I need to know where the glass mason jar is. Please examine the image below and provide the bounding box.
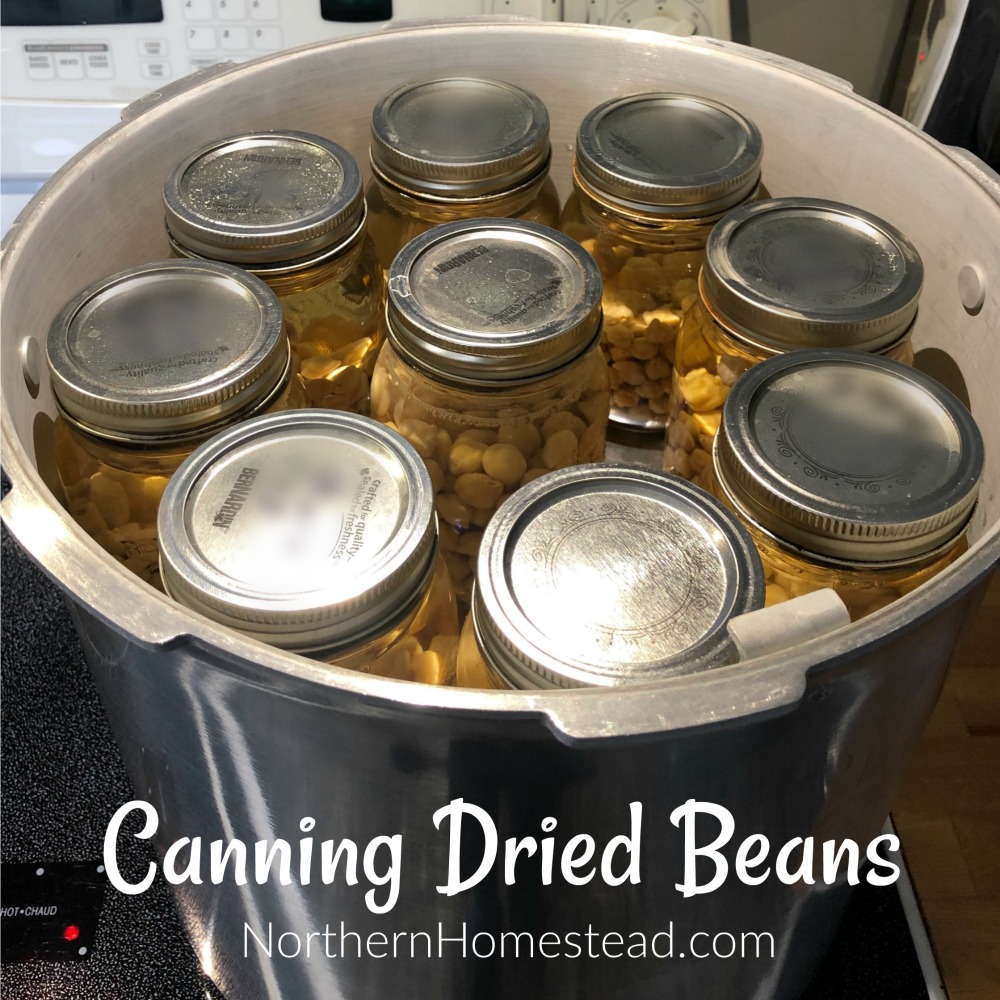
[366,77,560,272]
[158,411,460,684]
[458,464,764,689]
[560,93,765,430]
[370,218,610,608]
[47,260,304,591]
[456,612,505,690]
[163,130,383,415]
[710,351,984,621]
[666,198,924,485]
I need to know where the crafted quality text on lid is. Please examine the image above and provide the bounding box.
[700,197,924,353]
[157,410,437,654]
[163,130,365,264]
[386,218,603,385]
[713,350,984,562]
[370,77,551,199]
[46,259,289,442]
[574,92,763,218]
[473,463,765,689]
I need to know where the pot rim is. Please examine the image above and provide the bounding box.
[3,21,999,741]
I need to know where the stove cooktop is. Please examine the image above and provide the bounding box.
[0,519,938,1000]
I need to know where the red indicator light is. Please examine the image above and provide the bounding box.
[918,51,926,62]
[63,924,80,942]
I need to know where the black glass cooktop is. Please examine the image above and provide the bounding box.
[0,521,934,1000]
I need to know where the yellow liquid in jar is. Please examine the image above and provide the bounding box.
[331,555,460,685]
[171,233,383,416]
[366,175,561,273]
[257,235,383,416]
[561,183,769,428]
[55,422,187,592]
[666,300,917,485]
[747,518,967,621]
[703,465,968,621]
[53,374,305,591]
[455,611,506,689]
[370,341,610,609]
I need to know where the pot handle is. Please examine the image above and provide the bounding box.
[539,656,810,743]
[543,593,852,741]
[546,589,851,742]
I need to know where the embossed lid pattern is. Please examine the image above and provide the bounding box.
[47,259,289,442]
[574,93,763,218]
[713,350,984,562]
[163,131,365,264]
[370,77,551,198]
[158,410,437,654]
[701,197,924,352]
[386,218,603,385]
[472,464,764,689]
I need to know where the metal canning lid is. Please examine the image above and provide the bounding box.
[370,77,551,199]
[473,464,764,689]
[386,218,603,385]
[163,130,364,264]
[47,259,288,442]
[158,410,437,654]
[714,350,984,563]
[701,198,924,353]
[574,92,763,218]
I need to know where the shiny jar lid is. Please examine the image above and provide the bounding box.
[370,77,551,199]
[472,464,764,689]
[386,218,603,386]
[163,130,365,264]
[158,410,437,655]
[701,198,924,353]
[574,92,763,218]
[47,259,289,443]
[714,350,984,563]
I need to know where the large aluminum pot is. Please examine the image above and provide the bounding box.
[3,21,999,1000]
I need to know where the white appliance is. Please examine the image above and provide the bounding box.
[0,0,729,234]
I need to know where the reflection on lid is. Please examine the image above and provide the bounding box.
[47,259,288,441]
[715,350,983,562]
[158,410,437,654]
[371,77,551,198]
[473,463,764,688]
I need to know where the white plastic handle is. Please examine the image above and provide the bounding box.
[728,589,851,661]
